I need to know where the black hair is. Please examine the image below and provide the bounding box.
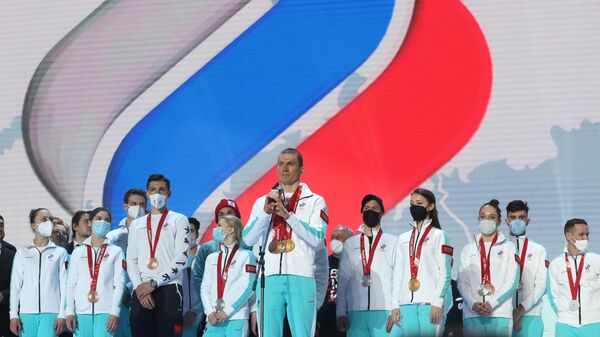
[564,218,588,234]
[70,210,90,239]
[29,208,49,224]
[0,214,3,221]
[480,199,501,219]
[412,188,441,229]
[124,188,147,204]
[361,194,385,213]
[147,174,171,190]
[188,217,200,231]
[279,148,304,167]
[506,200,529,215]
[90,207,112,223]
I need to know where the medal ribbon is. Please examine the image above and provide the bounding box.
[479,234,498,285]
[272,186,301,241]
[518,237,529,281]
[217,245,240,300]
[565,253,586,302]
[409,225,434,280]
[360,229,383,277]
[146,209,169,259]
[87,244,108,293]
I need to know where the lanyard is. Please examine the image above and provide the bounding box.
[146,209,168,259]
[565,253,586,302]
[479,234,498,285]
[87,244,108,292]
[409,225,433,279]
[217,245,240,299]
[360,229,383,276]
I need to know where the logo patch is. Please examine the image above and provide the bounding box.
[320,210,329,224]
[299,202,306,208]
[246,264,257,273]
[497,250,504,256]
[47,254,55,261]
[380,244,387,250]
[441,245,454,256]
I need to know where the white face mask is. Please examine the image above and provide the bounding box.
[571,237,589,252]
[149,193,167,209]
[127,205,146,219]
[330,239,344,256]
[478,220,497,236]
[37,220,53,238]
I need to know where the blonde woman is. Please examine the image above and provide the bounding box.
[201,215,256,337]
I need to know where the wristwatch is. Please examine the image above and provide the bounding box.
[150,279,158,289]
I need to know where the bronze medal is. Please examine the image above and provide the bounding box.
[147,257,159,270]
[87,290,99,303]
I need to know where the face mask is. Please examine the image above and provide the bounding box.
[478,220,497,236]
[330,239,344,256]
[92,220,112,238]
[509,220,527,236]
[149,193,167,209]
[212,227,225,243]
[410,205,429,222]
[127,205,146,219]
[571,237,589,252]
[53,233,69,248]
[362,210,381,228]
[37,220,53,238]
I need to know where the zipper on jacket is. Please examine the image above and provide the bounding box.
[573,256,581,325]
[367,235,373,311]
[515,239,520,306]
[36,248,42,313]
[279,253,284,274]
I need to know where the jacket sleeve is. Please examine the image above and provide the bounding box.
[314,243,329,309]
[201,254,215,316]
[223,252,257,317]
[9,249,23,319]
[520,246,548,312]
[457,245,477,311]
[111,247,126,317]
[156,214,191,287]
[58,249,69,319]
[547,260,559,314]
[431,231,453,308]
[287,197,327,249]
[65,250,79,317]
[488,243,519,310]
[335,241,352,318]
[242,198,272,247]
[127,222,143,289]
[391,237,405,309]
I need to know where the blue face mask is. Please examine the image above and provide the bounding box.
[92,220,112,238]
[509,220,527,236]
[212,227,225,243]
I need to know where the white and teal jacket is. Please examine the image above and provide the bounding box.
[457,232,519,319]
[66,238,125,316]
[391,220,453,309]
[336,226,397,317]
[200,243,256,319]
[10,241,68,319]
[242,183,328,278]
[508,234,547,316]
[548,248,600,327]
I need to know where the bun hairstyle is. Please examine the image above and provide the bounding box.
[479,199,501,218]
[29,208,48,224]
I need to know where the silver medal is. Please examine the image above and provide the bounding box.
[569,300,580,311]
[215,298,226,312]
[361,275,372,287]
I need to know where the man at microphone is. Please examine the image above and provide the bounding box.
[243,148,328,337]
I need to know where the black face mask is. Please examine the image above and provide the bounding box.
[410,205,428,222]
[362,210,381,228]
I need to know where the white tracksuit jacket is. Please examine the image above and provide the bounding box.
[242,183,328,278]
[9,241,68,319]
[457,232,519,319]
[66,238,125,316]
[127,210,191,288]
[336,226,397,317]
[391,220,453,309]
[200,243,257,320]
[548,248,600,327]
[509,234,547,316]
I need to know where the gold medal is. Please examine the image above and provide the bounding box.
[147,257,159,270]
[87,290,99,303]
[408,278,421,292]
[276,240,286,254]
[284,239,295,253]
